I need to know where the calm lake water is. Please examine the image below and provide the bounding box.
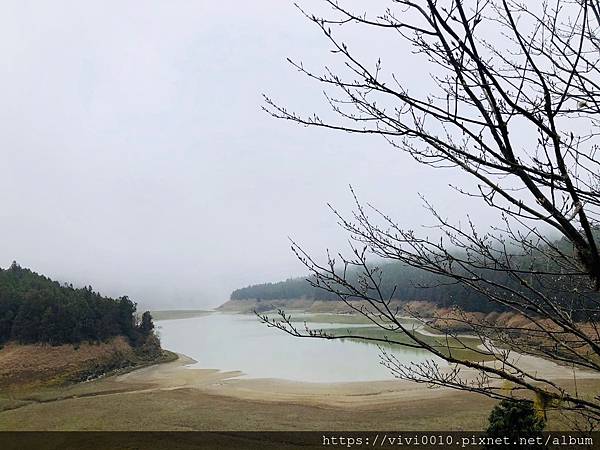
[157,313,441,383]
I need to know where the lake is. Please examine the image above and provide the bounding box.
[157,312,443,383]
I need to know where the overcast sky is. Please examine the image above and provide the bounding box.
[0,1,499,309]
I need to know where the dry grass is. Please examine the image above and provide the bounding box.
[0,385,497,431]
[0,337,135,389]
[1,350,596,432]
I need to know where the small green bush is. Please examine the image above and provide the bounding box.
[484,399,546,449]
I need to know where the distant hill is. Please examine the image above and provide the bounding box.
[229,236,596,316]
[229,263,497,312]
[0,262,157,348]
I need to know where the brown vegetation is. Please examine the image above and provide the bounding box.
[0,337,162,389]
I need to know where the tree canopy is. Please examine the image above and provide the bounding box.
[233,234,596,316]
[0,262,154,346]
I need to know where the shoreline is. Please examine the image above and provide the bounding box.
[2,351,598,431]
[155,310,600,391]
[114,345,600,410]
[115,352,458,409]
[2,311,599,431]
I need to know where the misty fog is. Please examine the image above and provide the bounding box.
[0,1,499,308]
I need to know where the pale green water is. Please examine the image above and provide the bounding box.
[157,313,441,383]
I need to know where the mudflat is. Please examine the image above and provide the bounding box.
[0,353,596,431]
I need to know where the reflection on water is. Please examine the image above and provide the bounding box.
[157,313,441,383]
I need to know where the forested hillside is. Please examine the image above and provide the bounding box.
[0,262,155,346]
[230,264,496,312]
[231,237,595,315]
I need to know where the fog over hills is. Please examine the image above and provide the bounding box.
[0,1,498,309]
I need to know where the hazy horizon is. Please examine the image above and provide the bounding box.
[1,1,500,309]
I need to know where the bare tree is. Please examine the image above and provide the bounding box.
[261,0,600,426]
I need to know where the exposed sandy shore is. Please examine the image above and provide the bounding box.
[116,353,449,409]
[2,312,598,431]
[114,349,599,410]
[2,351,599,431]
[414,324,600,381]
